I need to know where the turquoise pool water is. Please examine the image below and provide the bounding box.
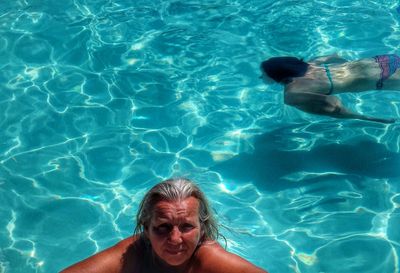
[1,1,400,272]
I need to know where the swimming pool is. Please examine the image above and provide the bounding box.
[1,0,400,272]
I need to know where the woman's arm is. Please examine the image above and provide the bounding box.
[284,92,395,123]
[59,237,135,273]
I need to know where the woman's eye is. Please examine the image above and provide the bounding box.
[179,224,194,232]
[153,224,172,235]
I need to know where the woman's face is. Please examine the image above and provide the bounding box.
[145,197,203,267]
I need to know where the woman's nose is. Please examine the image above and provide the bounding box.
[168,226,183,244]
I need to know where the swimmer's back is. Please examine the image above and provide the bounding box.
[286,58,383,94]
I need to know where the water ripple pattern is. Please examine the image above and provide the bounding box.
[1,1,400,272]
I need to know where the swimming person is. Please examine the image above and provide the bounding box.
[59,178,268,273]
[260,54,400,123]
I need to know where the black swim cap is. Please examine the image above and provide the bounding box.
[261,57,309,83]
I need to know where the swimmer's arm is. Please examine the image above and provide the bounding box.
[284,92,395,123]
[309,53,348,65]
[59,237,135,273]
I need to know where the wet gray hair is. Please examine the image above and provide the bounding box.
[134,178,219,242]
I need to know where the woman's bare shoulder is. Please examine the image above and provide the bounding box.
[59,236,139,273]
[193,241,268,273]
[115,236,138,249]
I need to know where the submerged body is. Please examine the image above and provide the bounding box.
[261,54,400,123]
[288,56,400,94]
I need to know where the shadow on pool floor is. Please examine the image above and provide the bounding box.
[210,126,400,192]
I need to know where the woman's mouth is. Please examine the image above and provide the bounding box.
[165,248,185,255]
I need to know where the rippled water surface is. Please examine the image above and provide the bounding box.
[1,1,400,272]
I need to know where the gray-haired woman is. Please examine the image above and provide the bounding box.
[60,178,268,273]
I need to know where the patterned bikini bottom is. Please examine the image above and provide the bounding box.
[374,54,400,89]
